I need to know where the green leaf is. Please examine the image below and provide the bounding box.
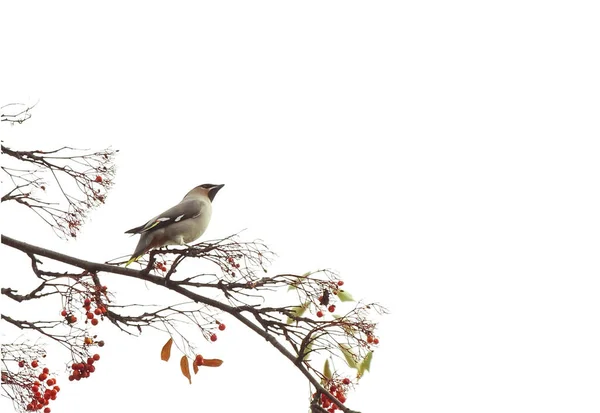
[323,359,332,379]
[286,302,309,324]
[339,344,358,369]
[357,351,373,378]
[337,290,355,302]
[303,340,313,361]
[287,285,297,291]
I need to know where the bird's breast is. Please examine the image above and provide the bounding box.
[182,203,212,243]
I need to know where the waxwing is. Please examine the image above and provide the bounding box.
[125,184,224,266]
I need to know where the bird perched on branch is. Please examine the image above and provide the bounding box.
[124,183,225,266]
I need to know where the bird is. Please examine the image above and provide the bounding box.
[124,183,224,266]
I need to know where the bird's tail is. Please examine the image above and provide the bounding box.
[125,224,146,234]
[125,255,142,267]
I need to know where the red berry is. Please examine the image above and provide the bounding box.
[32,386,39,393]
[87,357,94,365]
[60,309,67,317]
[342,378,351,385]
[53,386,60,392]
[44,407,51,413]
[367,335,374,344]
[210,333,217,342]
[337,280,344,286]
[42,367,49,374]
[93,354,100,361]
[87,364,95,373]
[328,305,336,313]
[373,338,379,344]
[38,373,47,381]
[195,355,204,365]
[26,404,33,411]
[46,378,54,386]
[95,175,102,183]
[218,323,226,331]
[18,360,25,368]
[316,310,324,318]
[91,318,99,326]
[31,360,39,368]
[68,375,74,381]
[94,308,102,315]
[84,298,91,306]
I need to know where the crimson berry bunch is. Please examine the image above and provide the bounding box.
[314,377,352,413]
[68,354,100,381]
[316,279,345,318]
[18,360,61,412]
[61,285,108,326]
[155,261,167,272]
[366,334,380,345]
[209,321,227,341]
[82,292,108,326]
[60,309,77,324]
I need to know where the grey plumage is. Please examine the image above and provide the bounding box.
[125,184,224,266]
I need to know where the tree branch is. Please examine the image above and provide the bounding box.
[1,235,360,413]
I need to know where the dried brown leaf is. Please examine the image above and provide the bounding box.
[160,338,173,362]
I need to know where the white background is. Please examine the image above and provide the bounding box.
[2,1,599,412]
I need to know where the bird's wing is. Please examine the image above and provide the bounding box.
[125,199,205,234]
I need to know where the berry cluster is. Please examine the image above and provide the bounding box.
[83,336,105,347]
[225,255,241,277]
[68,354,100,381]
[366,334,380,345]
[209,321,227,342]
[17,360,60,412]
[316,280,345,317]
[62,287,108,326]
[314,378,351,413]
[155,261,168,272]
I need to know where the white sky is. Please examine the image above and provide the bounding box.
[2,1,600,412]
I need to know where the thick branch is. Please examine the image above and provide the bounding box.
[1,235,358,413]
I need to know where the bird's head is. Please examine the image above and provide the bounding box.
[185,183,225,202]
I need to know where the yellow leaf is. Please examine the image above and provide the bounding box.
[180,356,192,384]
[202,358,223,367]
[323,359,332,379]
[161,338,173,362]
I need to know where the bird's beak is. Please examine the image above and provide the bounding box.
[208,184,225,201]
